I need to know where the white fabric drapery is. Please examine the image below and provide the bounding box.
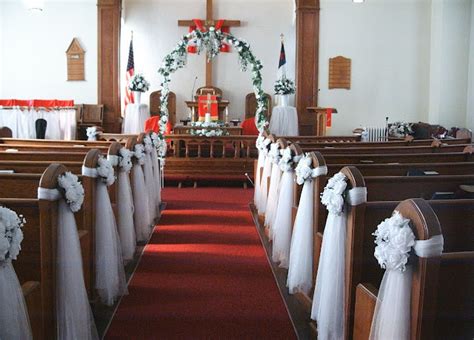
[254,151,265,208]
[271,170,296,268]
[311,173,367,340]
[122,104,150,134]
[0,108,76,140]
[116,170,136,262]
[143,152,157,224]
[82,166,128,306]
[0,261,33,340]
[369,221,444,340]
[258,156,272,215]
[264,163,282,236]
[269,106,299,136]
[151,147,162,214]
[37,188,98,339]
[131,163,152,242]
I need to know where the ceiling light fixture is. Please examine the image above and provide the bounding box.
[353,0,365,3]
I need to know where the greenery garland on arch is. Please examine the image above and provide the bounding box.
[157,26,268,142]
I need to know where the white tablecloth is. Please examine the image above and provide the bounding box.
[0,108,76,140]
[123,104,150,134]
[269,105,299,136]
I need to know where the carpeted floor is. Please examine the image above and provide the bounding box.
[105,188,296,339]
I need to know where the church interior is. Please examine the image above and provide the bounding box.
[0,0,473,339]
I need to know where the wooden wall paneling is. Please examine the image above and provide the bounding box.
[296,0,320,136]
[98,0,122,132]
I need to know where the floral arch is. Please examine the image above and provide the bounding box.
[157,26,268,140]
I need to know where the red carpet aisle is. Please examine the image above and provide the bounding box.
[106,188,296,339]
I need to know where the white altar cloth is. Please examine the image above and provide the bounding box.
[123,104,150,134]
[269,106,299,136]
[0,107,76,140]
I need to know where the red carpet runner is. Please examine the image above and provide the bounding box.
[106,188,296,339]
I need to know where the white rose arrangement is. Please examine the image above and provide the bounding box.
[118,147,133,173]
[190,122,229,137]
[144,135,153,154]
[128,73,150,93]
[134,144,146,165]
[268,142,282,164]
[320,172,348,215]
[373,211,416,272]
[0,206,25,263]
[97,156,115,186]
[388,122,413,138]
[86,126,98,141]
[295,154,321,185]
[278,146,302,172]
[274,76,296,95]
[58,172,85,213]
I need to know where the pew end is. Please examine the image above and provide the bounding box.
[22,280,42,340]
[353,283,378,340]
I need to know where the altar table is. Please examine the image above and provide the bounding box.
[0,107,76,140]
[123,104,150,134]
[269,106,299,136]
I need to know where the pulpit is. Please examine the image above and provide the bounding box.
[185,86,229,122]
[307,107,338,136]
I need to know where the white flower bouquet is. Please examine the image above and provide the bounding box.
[388,122,413,138]
[190,121,229,137]
[119,147,133,173]
[134,144,146,165]
[274,77,296,95]
[128,73,150,92]
[320,172,347,215]
[278,146,302,172]
[58,172,85,213]
[97,156,115,186]
[0,206,25,263]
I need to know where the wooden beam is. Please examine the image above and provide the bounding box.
[98,0,122,133]
[295,0,320,136]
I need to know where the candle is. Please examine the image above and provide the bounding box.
[191,107,195,122]
[205,113,211,123]
[225,107,229,123]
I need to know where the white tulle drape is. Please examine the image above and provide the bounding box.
[37,186,99,340]
[254,151,265,207]
[258,156,273,215]
[132,163,152,242]
[287,179,314,295]
[94,181,128,306]
[311,186,367,340]
[0,262,32,340]
[117,171,136,262]
[271,170,296,268]
[143,152,156,224]
[264,163,282,236]
[369,234,444,340]
[151,148,162,214]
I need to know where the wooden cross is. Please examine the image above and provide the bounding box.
[178,0,241,87]
[203,93,217,112]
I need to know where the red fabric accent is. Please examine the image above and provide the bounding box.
[32,99,56,107]
[241,117,259,136]
[13,100,32,107]
[144,116,171,135]
[326,108,333,128]
[198,95,219,121]
[0,100,14,106]
[216,20,230,52]
[105,188,296,339]
[55,100,74,106]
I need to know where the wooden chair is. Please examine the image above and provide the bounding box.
[0,126,12,138]
[76,104,104,139]
[245,92,272,120]
[149,90,176,128]
[195,86,223,100]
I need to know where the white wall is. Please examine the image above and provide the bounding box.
[428,0,471,128]
[121,0,295,121]
[0,3,4,97]
[319,0,432,135]
[0,0,97,104]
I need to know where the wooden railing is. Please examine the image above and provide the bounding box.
[166,135,258,159]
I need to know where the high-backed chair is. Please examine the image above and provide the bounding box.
[245,92,272,120]
[194,86,223,100]
[149,90,176,128]
[76,104,104,140]
[0,126,13,138]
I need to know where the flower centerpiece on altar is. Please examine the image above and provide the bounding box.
[128,73,150,104]
[190,121,229,137]
[274,76,295,107]
[388,121,413,138]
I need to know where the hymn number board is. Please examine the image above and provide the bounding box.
[66,38,85,81]
[329,56,351,89]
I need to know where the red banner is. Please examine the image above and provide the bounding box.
[198,95,218,121]
[326,108,333,128]
[0,99,74,107]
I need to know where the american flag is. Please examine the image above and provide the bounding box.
[124,37,134,111]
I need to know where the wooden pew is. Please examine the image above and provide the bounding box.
[0,144,110,153]
[0,164,86,339]
[0,153,97,298]
[0,137,114,148]
[349,198,474,339]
